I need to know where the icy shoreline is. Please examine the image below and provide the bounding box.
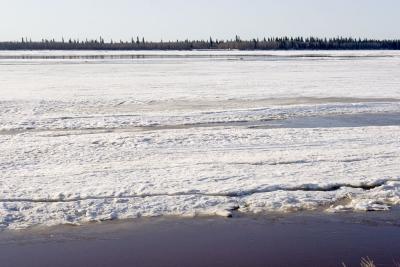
[1,124,399,230]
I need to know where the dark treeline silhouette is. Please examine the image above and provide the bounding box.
[1,36,400,50]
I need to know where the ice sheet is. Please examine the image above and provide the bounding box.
[1,50,400,229]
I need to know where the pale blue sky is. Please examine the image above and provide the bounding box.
[1,0,399,41]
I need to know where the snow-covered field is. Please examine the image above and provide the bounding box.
[1,50,400,230]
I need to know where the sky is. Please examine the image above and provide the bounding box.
[1,0,400,42]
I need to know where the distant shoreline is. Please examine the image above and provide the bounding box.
[1,48,399,51]
[1,36,399,50]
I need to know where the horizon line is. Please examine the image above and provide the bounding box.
[2,36,400,43]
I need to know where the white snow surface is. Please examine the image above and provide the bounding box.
[1,50,400,230]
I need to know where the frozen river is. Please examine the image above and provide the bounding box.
[1,50,400,230]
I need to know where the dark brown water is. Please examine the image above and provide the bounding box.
[0,212,400,267]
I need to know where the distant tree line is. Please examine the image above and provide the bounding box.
[1,36,400,50]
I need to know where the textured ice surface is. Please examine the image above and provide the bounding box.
[1,50,400,230]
